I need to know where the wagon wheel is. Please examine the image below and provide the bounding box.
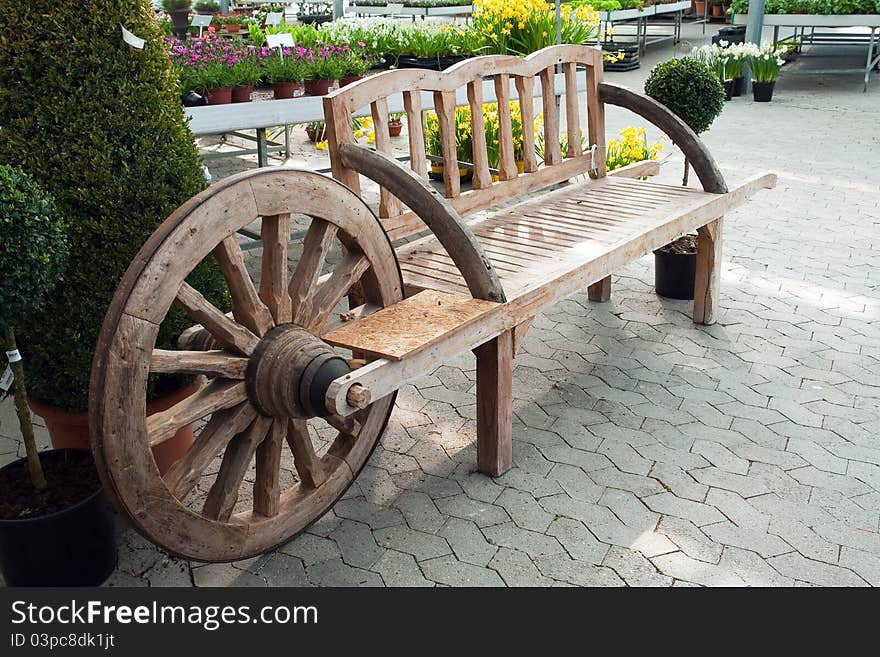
[89,169,403,562]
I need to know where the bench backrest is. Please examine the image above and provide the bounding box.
[323,45,607,241]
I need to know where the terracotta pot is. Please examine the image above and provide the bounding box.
[388,121,403,137]
[340,75,363,87]
[205,86,233,105]
[29,378,201,475]
[711,4,723,16]
[303,79,336,96]
[694,0,706,15]
[226,23,241,33]
[232,85,254,103]
[272,81,303,99]
[305,124,327,142]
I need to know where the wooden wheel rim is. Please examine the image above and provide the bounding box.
[89,168,403,562]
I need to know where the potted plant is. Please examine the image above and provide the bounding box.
[711,0,725,16]
[0,165,117,587]
[654,235,699,299]
[0,0,229,475]
[172,36,237,104]
[194,0,220,13]
[388,112,404,137]
[645,57,724,299]
[747,43,786,102]
[231,49,261,103]
[694,0,707,15]
[262,48,310,99]
[162,0,192,38]
[340,45,371,87]
[304,120,328,142]
[304,45,349,95]
[220,14,245,33]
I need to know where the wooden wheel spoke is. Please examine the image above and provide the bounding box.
[163,403,257,500]
[304,253,370,332]
[253,418,285,518]
[260,213,292,324]
[286,419,326,488]
[325,412,364,438]
[203,415,273,522]
[289,219,338,325]
[150,349,249,379]
[147,379,248,447]
[214,235,274,337]
[175,281,259,355]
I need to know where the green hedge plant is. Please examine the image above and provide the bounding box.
[0,0,227,411]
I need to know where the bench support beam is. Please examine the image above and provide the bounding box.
[694,217,723,325]
[588,276,612,302]
[474,330,514,477]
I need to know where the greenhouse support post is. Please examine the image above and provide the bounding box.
[334,0,344,19]
[744,0,766,93]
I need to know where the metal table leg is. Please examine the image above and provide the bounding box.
[257,128,268,167]
[865,27,877,91]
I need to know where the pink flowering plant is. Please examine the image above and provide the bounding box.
[260,46,313,83]
[168,35,260,92]
[307,43,353,80]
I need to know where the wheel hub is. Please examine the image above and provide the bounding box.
[245,324,350,419]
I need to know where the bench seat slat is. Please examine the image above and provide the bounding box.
[395,176,718,301]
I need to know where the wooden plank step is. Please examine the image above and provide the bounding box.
[322,290,500,361]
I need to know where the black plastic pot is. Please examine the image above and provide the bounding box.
[731,76,744,97]
[752,81,775,102]
[169,9,190,39]
[723,79,734,101]
[654,248,696,300]
[0,450,116,586]
[397,55,468,71]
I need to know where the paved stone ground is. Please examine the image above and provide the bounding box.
[2,22,879,586]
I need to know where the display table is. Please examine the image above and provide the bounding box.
[345,3,473,18]
[733,13,880,90]
[602,1,693,55]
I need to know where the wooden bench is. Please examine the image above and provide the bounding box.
[90,45,775,561]
[323,44,776,477]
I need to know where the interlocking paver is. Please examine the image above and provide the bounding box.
[420,555,505,587]
[602,546,673,587]
[489,547,557,587]
[767,553,868,587]
[651,552,747,587]
[533,554,625,587]
[643,492,725,527]
[373,525,452,562]
[371,550,434,587]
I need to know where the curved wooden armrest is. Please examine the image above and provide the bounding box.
[598,82,729,194]
[337,143,507,303]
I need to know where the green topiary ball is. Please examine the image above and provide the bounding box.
[644,57,725,135]
[0,165,68,330]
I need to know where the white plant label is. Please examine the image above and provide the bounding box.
[191,14,214,28]
[0,366,13,392]
[265,12,284,26]
[266,33,295,49]
[120,24,145,50]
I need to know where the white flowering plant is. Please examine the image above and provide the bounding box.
[745,43,787,82]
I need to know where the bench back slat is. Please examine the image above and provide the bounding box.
[515,75,538,174]
[402,90,427,179]
[370,97,403,218]
[538,67,562,166]
[466,81,492,190]
[323,45,605,241]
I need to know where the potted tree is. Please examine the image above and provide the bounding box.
[162,0,192,38]
[0,0,229,475]
[645,57,724,299]
[0,165,117,587]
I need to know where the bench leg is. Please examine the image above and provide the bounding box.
[474,329,513,477]
[693,217,723,325]
[588,276,611,302]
